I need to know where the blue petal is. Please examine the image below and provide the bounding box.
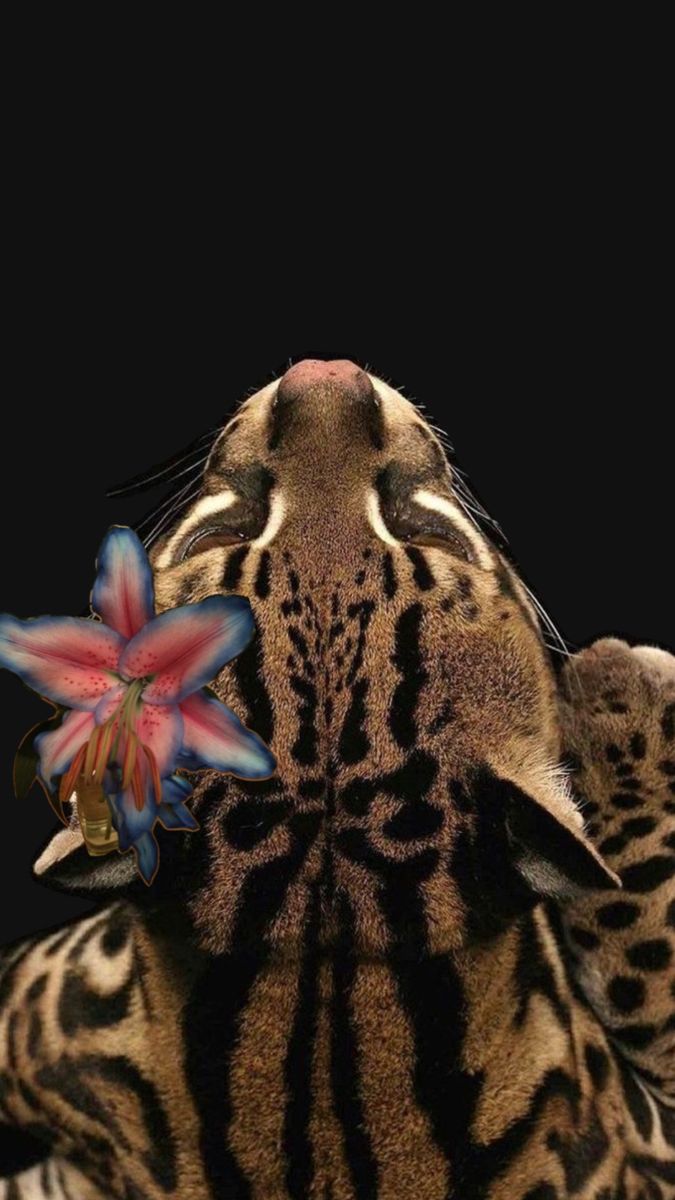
[179,689,276,780]
[91,527,155,641]
[162,773,193,805]
[108,788,158,851]
[132,831,160,885]
[157,799,200,831]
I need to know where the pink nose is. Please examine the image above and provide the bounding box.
[277,359,373,404]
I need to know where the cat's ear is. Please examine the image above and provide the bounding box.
[494,765,620,899]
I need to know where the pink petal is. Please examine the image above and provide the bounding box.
[0,615,124,710]
[35,709,96,788]
[119,595,254,705]
[180,690,276,778]
[91,526,155,640]
[135,703,183,777]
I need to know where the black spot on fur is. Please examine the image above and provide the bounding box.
[622,816,657,838]
[569,926,600,951]
[598,833,627,856]
[597,901,641,929]
[629,732,647,759]
[341,777,377,817]
[383,799,443,841]
[621,856,675,893]
[584,1043,610,1090]
[26,973,47,1003]
[614,1023,657,1049]
[345,600,375,686]
[338,678,370,765]
[222,544,249,590]
[390,603,428,749]
[382,551,397,599]
[298,779,324,800]
[290,675,319,766]
[662,703,675,742]
[329,621,345,645]
[288,626,312,668]
[100,908,132,957]
[58,969,133,1036]
[233,636,275,746]
[223,798,290,850]
[254,550,271,598]
[404,546,435,590]
[611,792,645,812]
[626,939,672,971]
[608,975,645,1013]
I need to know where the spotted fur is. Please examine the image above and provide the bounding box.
[0,361,673,1198]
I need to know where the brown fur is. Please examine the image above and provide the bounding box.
[0,365,673,1198]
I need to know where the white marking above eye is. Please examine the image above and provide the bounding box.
[252,489,286,548]
[156,490,238,568]
[413,489,493,569]
[366,489,399,546]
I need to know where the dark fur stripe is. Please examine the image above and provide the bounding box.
[222,544,250,590]
[184,826,320,1199]
[254,550,272,598]
[283,881,322,1198]
[330,898,379,1198]
[77,1055,177,1191]
[232,637,275,746]
[58,969,133,1036]
[404,546,435,590]
[382,551,397,599]
[390,603,428,749]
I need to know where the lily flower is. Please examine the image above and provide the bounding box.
[0,526,275,883]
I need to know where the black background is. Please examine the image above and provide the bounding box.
[1,33,671,1186]
[1,327,671,951]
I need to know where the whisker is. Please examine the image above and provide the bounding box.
[137,479,204,548]
[107,430,218,496]
[520,581,571,659]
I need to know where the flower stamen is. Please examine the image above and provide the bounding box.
[59,743,87,808]
[143,744,162,806]
[122,732,139,790]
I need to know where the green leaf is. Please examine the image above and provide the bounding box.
[12,708,65,802]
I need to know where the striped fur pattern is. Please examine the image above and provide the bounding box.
[0,362,673,1198]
